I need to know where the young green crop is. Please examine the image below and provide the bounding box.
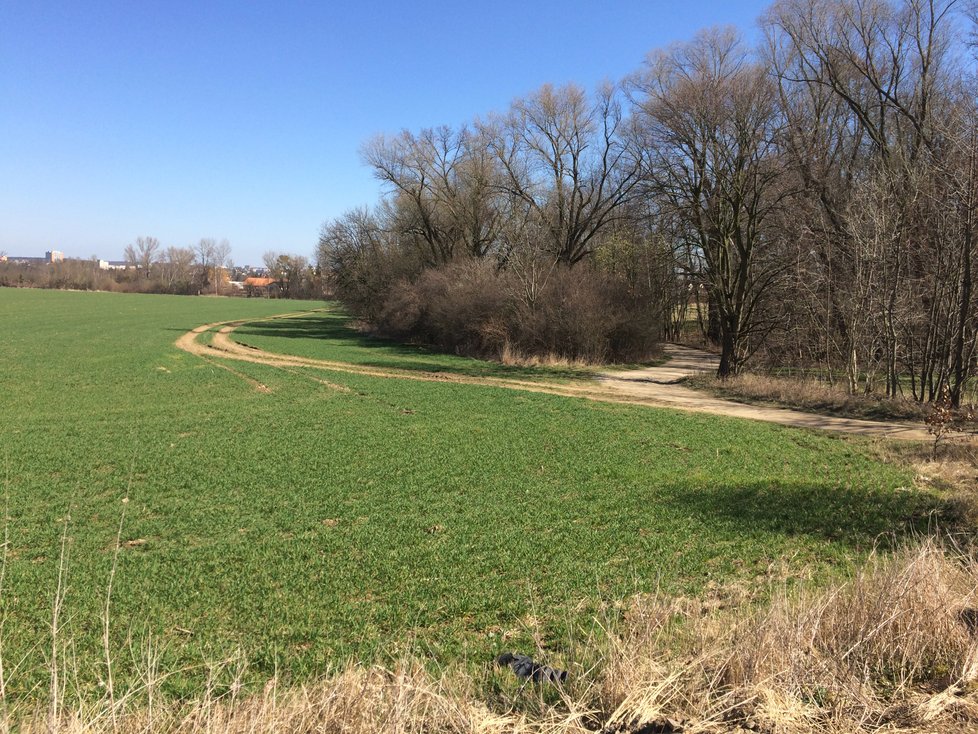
[0,288,937,699]
[231,306,600,380]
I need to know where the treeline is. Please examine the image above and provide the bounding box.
[319,0,978,403]
[1,238,325,299]
[317,86,671,363]
[0,238,234,295]
[260,251,324,300]
[119,237,233,295]
[1,258,131,292]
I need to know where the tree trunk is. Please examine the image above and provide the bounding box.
[951,137,976,408]
[717,314,738,379]
[707,292,721,345]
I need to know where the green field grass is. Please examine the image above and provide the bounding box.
[0,289,940,699]
[231,306,604,381]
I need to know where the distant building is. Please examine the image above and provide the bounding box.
[243,276,279,298]
[46,250,64,263]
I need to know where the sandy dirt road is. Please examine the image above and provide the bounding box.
[596,345,935,440]
[176,316,941,442]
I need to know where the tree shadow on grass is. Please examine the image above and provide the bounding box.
[236,314,423,355]
[661,479,949,548]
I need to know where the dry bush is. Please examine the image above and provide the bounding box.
[410,260,511,353]
[589,594,713,729]
[377,277,426,335]
[589,540,978,733]
[509,266,658,364]
[925,388,978,458]
[372,260,660,364]
[331,245,424,326]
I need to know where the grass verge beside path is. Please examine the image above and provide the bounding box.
[0,289,946,706]
[688,372,930,423]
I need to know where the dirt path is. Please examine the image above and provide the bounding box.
[597,345,934,440]
[176,316,941,442]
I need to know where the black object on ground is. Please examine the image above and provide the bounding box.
[496,651,568,683]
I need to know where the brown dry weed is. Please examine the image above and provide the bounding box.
[7,541,978,733]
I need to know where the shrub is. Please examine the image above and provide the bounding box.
[366,259,660,363]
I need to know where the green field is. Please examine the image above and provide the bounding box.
[0,289,939,698]
[232,309,600,380]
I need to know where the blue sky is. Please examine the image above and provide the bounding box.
[1,1,772,265]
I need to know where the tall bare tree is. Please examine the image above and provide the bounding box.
[264,252,311,298]
[632,27,789,376]
[317,208,409,320]
[764,0,966,397]
[193,238,231,294]
[123,236,161,278]
[362,125,502,265]
[194,238,216,291]
[480,82,644,266]
[159,246,196,293]
[212,239,231,294]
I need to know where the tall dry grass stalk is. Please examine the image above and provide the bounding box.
[716,540,978,732]
[49,513,71,730]
[5,540,978,732]
[101,450,138,731]
[499,341,600,369]
[0,460,10,727]
[8,661,593,734]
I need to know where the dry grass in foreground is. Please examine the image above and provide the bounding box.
[8,540,978,733]
[876,441,978,529]
[688,373,929,423]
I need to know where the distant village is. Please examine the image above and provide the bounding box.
[3,249,139,274]
[0,248,322,298]
[1,250,268,282]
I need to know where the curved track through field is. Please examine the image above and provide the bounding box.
[176,311,940,442]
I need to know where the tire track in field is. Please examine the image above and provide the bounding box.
[178,314,590,395]
[175,313,942,442]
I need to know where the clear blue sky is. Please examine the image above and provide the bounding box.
[1,0,772,266]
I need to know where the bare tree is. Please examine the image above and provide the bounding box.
[123,236,161,278]
[480,82,644,266]
[632,27,789,376]
[212,239,231,294]
[317,208,409,319]
[764,0,967,397]
[159,246,196,293]
[194,238,216,292]
[262,250,280,276]
[193,238,230,293]
[765,0,955,166]
[263,252,310,298]
[362,125,502,265]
